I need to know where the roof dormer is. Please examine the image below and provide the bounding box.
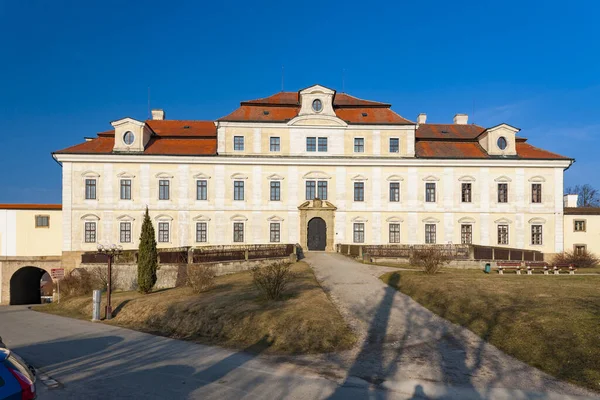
[288,84,346,127]
[478,123,520,156]
[111,117,153,153]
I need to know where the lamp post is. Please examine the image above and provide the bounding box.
[97,243,122,320]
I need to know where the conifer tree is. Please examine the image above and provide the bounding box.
[137,207,158,293]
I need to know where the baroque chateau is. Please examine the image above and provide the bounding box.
[52,84,572,265]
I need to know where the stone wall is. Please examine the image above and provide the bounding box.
[79,256,292,291]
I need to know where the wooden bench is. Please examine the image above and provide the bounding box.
[497,261,523,274]
[524,261,548,275]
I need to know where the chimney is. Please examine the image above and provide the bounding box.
[417,113,427,124]
[453,113,468,125]
[151,109,165,120]
[564,194,579,208]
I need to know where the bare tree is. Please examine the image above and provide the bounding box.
[565,184,600,207]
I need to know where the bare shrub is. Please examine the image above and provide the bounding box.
[553,250,600,269]
[54,269,95,297]
[186,265,216,293]
[410,247,451,274]
[88,265,119,292]
[251,262,293,300]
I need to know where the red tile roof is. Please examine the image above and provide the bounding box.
[144,138,217,155]
[0,204,62,210]
[414,140,570,160]
[336,108,411,124]
[515,142,571,160]
[416,124,486,140]
[219,106,300,123]
[146,120,216,137]
[240,92,390,107]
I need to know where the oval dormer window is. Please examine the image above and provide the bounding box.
[312,99,323,112]
[123,131,135,145]
[497,136,507,150]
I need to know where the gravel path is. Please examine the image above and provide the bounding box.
[303,252,599,399]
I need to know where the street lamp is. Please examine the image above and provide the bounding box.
[96,243,122,320]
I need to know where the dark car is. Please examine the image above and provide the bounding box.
[0,348,36,400]
[0,337,5,349]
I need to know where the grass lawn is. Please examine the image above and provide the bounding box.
[380,269,600,392]
[34,262,356,355]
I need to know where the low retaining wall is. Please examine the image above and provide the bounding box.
[369,256,490,269]
[80,256,293,291]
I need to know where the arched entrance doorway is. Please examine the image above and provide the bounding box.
[10,266,49,305]
[307,217,326,251]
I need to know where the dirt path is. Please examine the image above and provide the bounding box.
[303,252,598,399]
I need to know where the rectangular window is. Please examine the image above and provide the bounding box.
[120,222,131,243]
[84,221,96,243]
[354,138,364,153]
[306,181,316,200]
[270,223,280,243]
[233,223,244,242]
[234,181,244,201]
[159,180,170,200]
[574,245,587,255]
[425,224,436,244]
[498,225,509,245]
[234,136,244,151]
[317,181,328,200]
[318,137,328,152]
[306,137,316,152]
[120,179,132,200]
[389,182,400,202]
[532,183,542,203]
[461,224,472,244]
[85,179,96,200]
[196,180,207,200]
[270,181,281,201]
[425,182,436,202]
[353,223,365,243]
[574,220,586,232]
[35,215,49,228]
[461,183,472,203]
[196,222,207,243]
[354,182,364,202]
[389,138,399,153]
[270,137,280,152]
[531,225,543,245]
[158,222,170,243]
[389,223,400,243]
[498,183,508,203]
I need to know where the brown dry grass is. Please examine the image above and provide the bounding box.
[35,262,356,355]
[381,269,600,392]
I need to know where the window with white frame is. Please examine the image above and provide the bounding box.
[498,183,508,203]
[85,179,97,200]
[270,181,281,201]
[353,223,365,243]
[574,244,587,255]
[158,222,170,243]
[389,138,399,153]
[234,181,244,201]
[196,222,207,243]
[389,223,400,243]
[84,221,96,243]
[317,181,328,200]
[574,220,586,232]
[120,222,131,243]
[425,224,436,244]
[354,182,364,202]
[306,137,316,152]
[120,179,131,200]
[461,183,472,203]
[461,224,472,244]
[389,182,400,202]
[35,215,49,228]
[425,182,436,202]
[196,180,207,200]
[318,137,328,152]
[234,136,244,151]
[306,180,328,200]
[233,222,244,242]
[497,225,509,245]
[270,137,280,152]
[270,223,280,243]
[305,181,316,200]
[531,225,543,245]
[531,183,542,203]
[159,180,170,200]
[354,138,364,153]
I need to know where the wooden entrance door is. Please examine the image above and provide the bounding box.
[307,217,326,251]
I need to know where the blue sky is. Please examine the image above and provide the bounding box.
[1,0,599,203]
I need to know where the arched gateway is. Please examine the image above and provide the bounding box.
[299,199,336,252]
[307,217,327,251]
[10,266,49,305]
